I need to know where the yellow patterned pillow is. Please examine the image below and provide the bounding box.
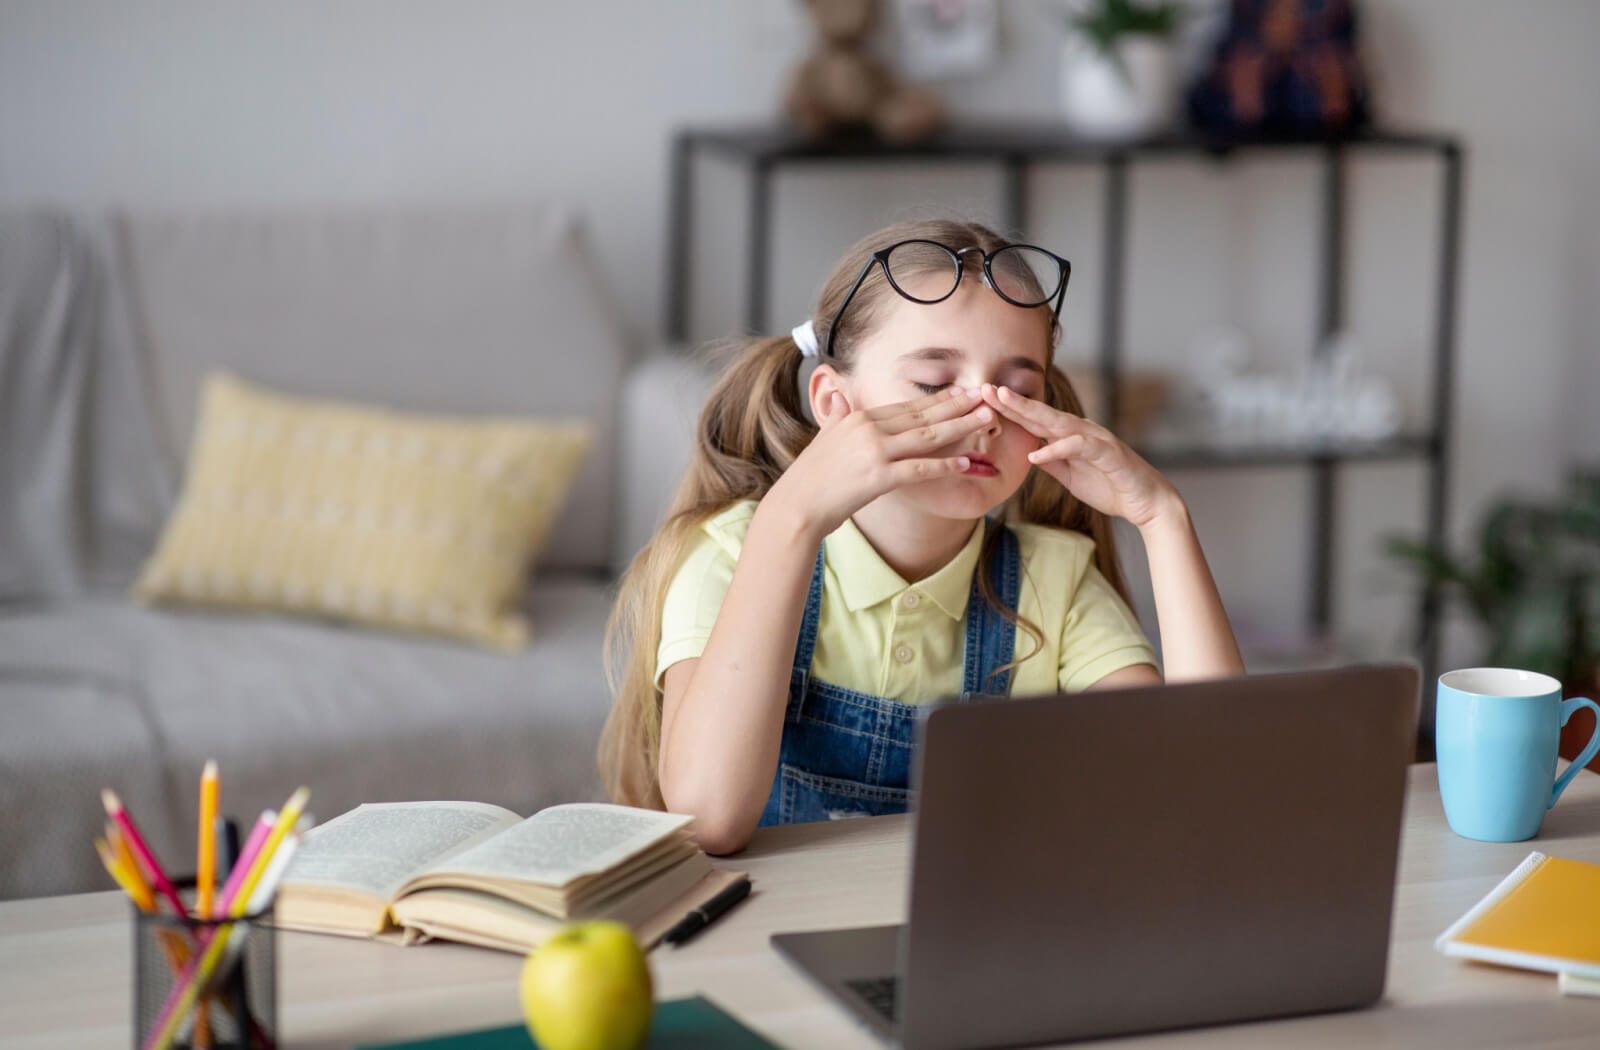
[134,373,592,650]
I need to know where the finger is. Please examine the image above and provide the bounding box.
[884,403,997,456]
[886,453,974,487]
[872,386,982,434]
[980,388,1047,434]
[866,385,972,421]
[990,384,1092,434]
[1028,433,1117,468]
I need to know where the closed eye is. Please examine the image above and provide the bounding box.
[998,378,1043,399]
[911,381,950,394]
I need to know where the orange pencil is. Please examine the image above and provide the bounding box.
[197,762,218,917]
[96,837,146,905]
[195,761,219,1049]
[106,824,157,913]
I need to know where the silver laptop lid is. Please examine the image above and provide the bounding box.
[898,664,1419,1050]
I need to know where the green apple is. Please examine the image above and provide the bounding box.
[519,920,654,1050]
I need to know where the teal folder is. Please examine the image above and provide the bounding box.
[353,994,786,1049]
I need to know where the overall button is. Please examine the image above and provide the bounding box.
[901,591,921,610]
[894,644,915,664]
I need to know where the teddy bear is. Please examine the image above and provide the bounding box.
[783,0,946,144]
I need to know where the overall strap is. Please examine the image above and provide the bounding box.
[785,545,828,722]
[960,523,1022,700]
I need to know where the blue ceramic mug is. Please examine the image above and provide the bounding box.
[1435,668,1600,842]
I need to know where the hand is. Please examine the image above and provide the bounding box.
[768,387,994,540]
[981,383,1178,531]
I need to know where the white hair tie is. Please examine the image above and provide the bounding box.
[791,319,820,358]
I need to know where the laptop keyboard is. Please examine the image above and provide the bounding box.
[845,976,900,1021]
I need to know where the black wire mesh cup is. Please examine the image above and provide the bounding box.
[131,877,277,1050]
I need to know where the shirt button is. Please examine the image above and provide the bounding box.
[901,591,921,610]
[894,644,915,664]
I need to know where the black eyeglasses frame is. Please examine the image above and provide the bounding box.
[821,239,1072,359]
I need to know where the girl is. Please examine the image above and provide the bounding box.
[601,218,1243,855]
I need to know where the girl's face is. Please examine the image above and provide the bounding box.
[835,273,1052,521]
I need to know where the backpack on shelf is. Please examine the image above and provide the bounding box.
[1187,0,1373,138]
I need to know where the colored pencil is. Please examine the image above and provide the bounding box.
[229,787,308,915]
[95,837,146,905]
[197,762,218,915]
[101,789,188,918]
[105,824,157,913]
[195,761,219,1050]
[213,810,275,918]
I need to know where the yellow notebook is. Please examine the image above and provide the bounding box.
[1435,851,1600,978]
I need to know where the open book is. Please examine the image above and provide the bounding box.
[275,801,747,954]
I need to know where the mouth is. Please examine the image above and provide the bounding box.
[961,454,997,477]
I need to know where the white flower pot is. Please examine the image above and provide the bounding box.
[1059,34,1177,141]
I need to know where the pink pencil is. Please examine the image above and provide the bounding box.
[213,810,275,917]
[101,789,188,918]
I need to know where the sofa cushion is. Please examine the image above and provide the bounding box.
[0,576,616,900]
[134,373,592,650]
[121,205,630,573]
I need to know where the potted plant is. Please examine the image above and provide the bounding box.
[1386,470,1600,768]
[1060,0,1182,141]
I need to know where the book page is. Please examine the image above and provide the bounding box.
[284,801,521,900]
[424,803,693,888]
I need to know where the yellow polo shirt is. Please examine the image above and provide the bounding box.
[654,500,1157,701]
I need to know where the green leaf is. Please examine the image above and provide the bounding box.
[1071,0,1180,53]
[1382,535,1487,616]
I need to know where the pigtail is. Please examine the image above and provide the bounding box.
[599,334,814,808]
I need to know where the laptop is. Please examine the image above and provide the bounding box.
[770,664,1420,1050]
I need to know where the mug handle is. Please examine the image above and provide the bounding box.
[1551,696,1600,808]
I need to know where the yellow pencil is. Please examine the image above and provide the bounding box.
[96,837,143,903]
[231,786,309,912]
[107,825,156,913]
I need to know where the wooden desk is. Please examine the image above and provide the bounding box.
[6,764,1600,1050]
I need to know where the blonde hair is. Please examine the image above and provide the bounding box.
[598,218,1131,809]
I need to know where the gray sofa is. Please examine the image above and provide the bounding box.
[0,205,711,900]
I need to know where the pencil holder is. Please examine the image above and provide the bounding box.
[131,878,277,1050]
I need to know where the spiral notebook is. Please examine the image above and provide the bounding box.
[1435,851,1600,978]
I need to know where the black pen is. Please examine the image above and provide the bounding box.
[663,876,752,948]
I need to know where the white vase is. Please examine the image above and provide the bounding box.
[1059,34,1177,141]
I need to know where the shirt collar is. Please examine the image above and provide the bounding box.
[824,516,987,621]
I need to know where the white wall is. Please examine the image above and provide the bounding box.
[3,0,1596,668]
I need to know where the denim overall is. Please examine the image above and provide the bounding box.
[756,524,1021,826]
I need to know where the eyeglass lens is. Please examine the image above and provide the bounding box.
[883,241,1061,307]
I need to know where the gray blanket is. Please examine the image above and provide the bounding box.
[0,212,174,600]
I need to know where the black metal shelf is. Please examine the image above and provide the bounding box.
[662,121,1464,700]
[1141,432,1438,470]
[684,122,1458,164]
